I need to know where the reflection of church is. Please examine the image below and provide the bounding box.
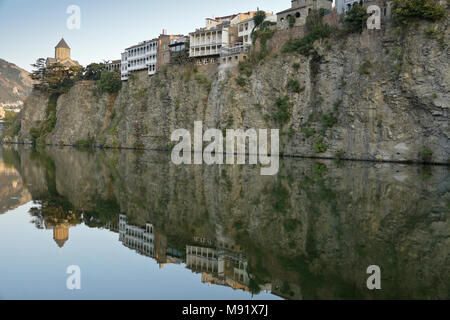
[45,218,76,248]
[52,223,70,248]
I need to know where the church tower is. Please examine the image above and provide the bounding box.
[55,38,71,61]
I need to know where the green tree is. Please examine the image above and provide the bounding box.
[97,70,122,94]
[253,11,267,30]
[44,63,84,93]
[83,63,106,81]
[393,0,445,24]
[30,58,47,90]
[344,4,369,33]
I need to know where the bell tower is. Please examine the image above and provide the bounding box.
[55,38,71,61]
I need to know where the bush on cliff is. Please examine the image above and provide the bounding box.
[97,70,122,94]
[83,63,107,81]
[343,4,369,33]
[393,0,445,24]
[283,10,331,56]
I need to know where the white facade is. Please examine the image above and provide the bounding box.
[189,27,227,60]
[120,39,158,81]
[237,15,277,46]
[119,214,155,257]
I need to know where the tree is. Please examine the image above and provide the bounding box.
[30,58,47,90]
[253,11,267,30]
[97,70,121,94]
[393,0,445,24]
[344,4,369,33]
[83,63,106,81]
[44,63,83,93]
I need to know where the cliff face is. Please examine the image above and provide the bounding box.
[0,59,33,106]
[9,19,450,163]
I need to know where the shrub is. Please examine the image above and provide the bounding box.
[236,76,246,87]
[313,136,328,153]
[344,4,369,33]
[335,150,345,161]
[359,60,372,75]
[419,146,433,162]
[292,63,301,70]
[74,137,95,148]
[287,79,303,93]
[195,74,211,91]
[273,96,291,126]
[29,127,41,144]
[238,60,254,77]
[393,0,445,24]
[98,70,122,94]
[301,127,316,138]
[288,15,296,28]
[253,11,267,29]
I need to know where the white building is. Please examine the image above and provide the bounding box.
[237,14,277,46]
[120,39,158,81]
[105,60,121,72]
[189,12,260,65]
[119,214,155,257]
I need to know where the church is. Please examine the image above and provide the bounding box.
[46,38,80,67]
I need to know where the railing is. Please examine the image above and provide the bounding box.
[220,43,249,57]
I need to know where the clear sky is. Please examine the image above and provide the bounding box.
[0,0,292,72]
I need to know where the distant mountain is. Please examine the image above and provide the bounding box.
[0,58,33,106]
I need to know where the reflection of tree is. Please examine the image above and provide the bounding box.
[29,195,82,229]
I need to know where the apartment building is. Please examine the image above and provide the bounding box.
[120,39,158,81]
[189,11,260,65]
[120,31,184,81]
[237,13,276,46]
[105,59,121,72]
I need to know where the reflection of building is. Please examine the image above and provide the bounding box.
[118,214,183,267]
[46,38,80,67]
[53,224,70,248]
[45,217,77,248]
[186,238,250,292]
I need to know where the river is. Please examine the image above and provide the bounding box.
[0,145,448,300]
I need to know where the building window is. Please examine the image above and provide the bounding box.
[296,12,300,18]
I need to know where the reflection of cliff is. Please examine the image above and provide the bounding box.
[5,145,449,300]
[0,153,31,214]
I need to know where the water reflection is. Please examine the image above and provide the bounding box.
[0,145,448,300]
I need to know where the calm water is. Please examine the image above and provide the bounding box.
[0,145,448,300]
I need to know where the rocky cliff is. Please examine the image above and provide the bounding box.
[0,59,33,108]
[7,18,450,163]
